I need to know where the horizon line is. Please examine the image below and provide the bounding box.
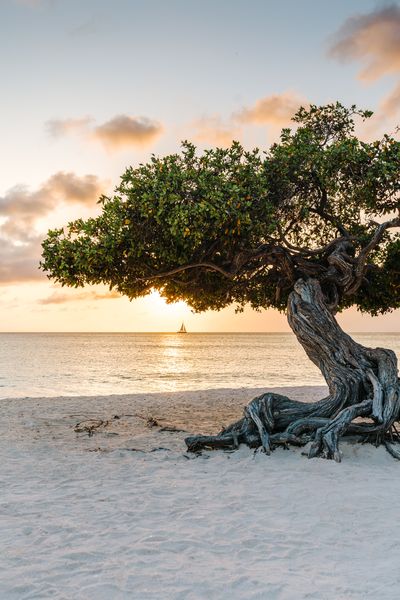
[0,331,399,335]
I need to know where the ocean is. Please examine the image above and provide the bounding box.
[1,332,399,399]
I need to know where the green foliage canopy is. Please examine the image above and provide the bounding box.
[41,103,400,315]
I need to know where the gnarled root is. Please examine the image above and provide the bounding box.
[185,279,400,461]
[184,389,400,460]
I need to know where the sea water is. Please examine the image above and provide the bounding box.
[0,332,399,398]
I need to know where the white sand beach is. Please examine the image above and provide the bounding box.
[2,386,400,600]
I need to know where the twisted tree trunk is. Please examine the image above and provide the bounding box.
[185,279,400,461]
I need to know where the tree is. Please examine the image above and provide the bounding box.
[40,103,400,461]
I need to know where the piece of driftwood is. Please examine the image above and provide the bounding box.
[159,426,187,433]
[74,419,109,436]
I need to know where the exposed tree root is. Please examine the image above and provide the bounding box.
[185,279,400,461]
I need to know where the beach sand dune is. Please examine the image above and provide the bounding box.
[1,386,399,599]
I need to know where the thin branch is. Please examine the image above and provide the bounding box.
[276,222,356,257]
[359,216,400,258]
[345,215,400,295]
[309,207,349,237]
[143,261,235,281]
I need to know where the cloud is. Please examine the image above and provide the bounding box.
[44,172,104,205]
[329,5,400,81]
[193,116,241,146]
[329,5,400,125]
[190,92,307,146]
[46,114,163,149]
[39,289,121,304]
[236,92,308,125]
[0,236,44,283]
[0,172,104,239]
[380,80,400,116]
[0,172,106,283]
[93,115,162,149]
[46,117,93,138]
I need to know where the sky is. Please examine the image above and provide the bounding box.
[0,0,399,332]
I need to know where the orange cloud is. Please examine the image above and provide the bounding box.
[39,289,121,304]
[236,92,308,125]
[380,81,400,118]
[191,92,307,146]
[93,115,162,149]
[329,5,400,81]
[47,114,163,150]
[193,116,241,146]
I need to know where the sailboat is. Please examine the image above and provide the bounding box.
[177,321,187,334]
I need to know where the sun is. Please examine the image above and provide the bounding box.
[145,290,191,319]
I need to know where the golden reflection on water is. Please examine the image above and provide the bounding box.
[0,332,399,397]
[158,335,192,388]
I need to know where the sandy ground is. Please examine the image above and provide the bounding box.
[1,386,400,600]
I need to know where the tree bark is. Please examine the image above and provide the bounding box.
[185,279,400,461]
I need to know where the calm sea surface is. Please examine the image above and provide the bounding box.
[0,332,399,399]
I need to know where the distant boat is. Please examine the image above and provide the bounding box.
[178,322,187,333]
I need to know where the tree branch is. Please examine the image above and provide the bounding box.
[309,206,349,237]
[143,261,236,281]
[142,244,293,284]
[141,214,398,294]
[277,222,356,257]
[345,215,400,295]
